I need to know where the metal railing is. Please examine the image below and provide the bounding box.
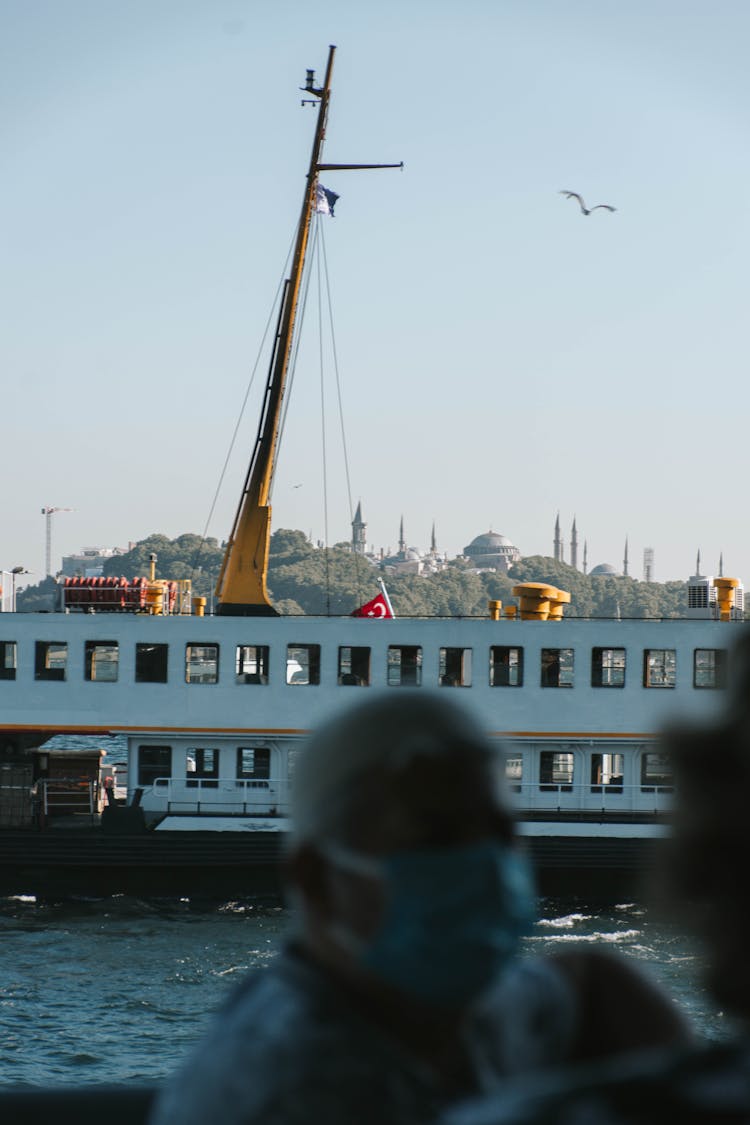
[38,778,99,819]
[508,780,673,815]
[143,776,290,817]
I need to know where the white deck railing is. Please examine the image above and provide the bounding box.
[509,781,672,815]
[140,776,290,816]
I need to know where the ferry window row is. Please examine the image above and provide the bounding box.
[506,749,673,794]
[0,640,728,689]
[138,744,271,788]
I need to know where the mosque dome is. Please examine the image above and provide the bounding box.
[590,563,620,577]
[463,530,520,572]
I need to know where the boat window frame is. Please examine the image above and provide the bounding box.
[539,750,574,792]
[643,648,676,689]
[236,746,271,785]
[439,646,472,688]
[338,645,371,686]
[640,750,673,793]
[137,745,172,787]
[540,647,574,688]
[84,640,119,683]
[505,752,523,794]
[591,647,626,688]
[186,746,219,788]
[693,648,728,690]
[489,645,524,687]
[590,751,624,794]
[286,644,321,686]
[185,643,220,685]
[34,640,68,682]
[386,645,423,687]
[0,640,17,681]
[135,643,169,684]
[235,644,270,684]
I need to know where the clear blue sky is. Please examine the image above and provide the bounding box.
[3,0,750,586]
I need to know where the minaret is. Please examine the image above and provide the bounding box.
[623,536,629,578]
[398,516,406,557]
[696,549,701,577]
[430,521,437,557]
[351,500,367,556]
[570,517,578,571]
[583,540,588,576]
[719,552,724,577]
[554,513,562,563]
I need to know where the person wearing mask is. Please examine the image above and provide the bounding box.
[444,636,750,1125]
[150,692,688,1125]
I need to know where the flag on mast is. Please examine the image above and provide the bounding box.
[351,579,395,619]
[315,183,339,216]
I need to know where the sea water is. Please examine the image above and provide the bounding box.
[0,896,730,1087]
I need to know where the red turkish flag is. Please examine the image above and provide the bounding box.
[350,592,394,618]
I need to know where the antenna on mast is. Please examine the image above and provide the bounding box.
[41,506,74,577]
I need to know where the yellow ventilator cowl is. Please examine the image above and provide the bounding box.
[512,582,556,621]
[548,588,571,620]
[192,596,207,618]
[145,582,165,615]
[504,605,518,619]
[488,600,502,621]
[714,577,739,621]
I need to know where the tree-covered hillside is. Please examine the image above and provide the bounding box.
[15,529,692,619]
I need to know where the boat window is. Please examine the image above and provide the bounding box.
[186,747,219,788]
[694,648,728,689]
[135,643,168,683]
[505,754,522,794]
[439,647,472,687]
[489,646,523,687]
[84,641,118,683]
[138,745,171,787]
[640,751,673,792]
[287,645,320,686]
[236,645,269,684]
[643,649,676,688]
[338,646,370,686]
[387,646,422,687]
[539,751,574,792]
[185,644,219,684]
[591,752,624,794]
[0,641,17,681]
[541,648,574,688]
[591,647,626,688]
[237,747,271,782]
[34,641,67,682]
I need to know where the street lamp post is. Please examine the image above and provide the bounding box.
[11,567,29,612]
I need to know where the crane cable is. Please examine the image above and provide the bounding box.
[319,220,365,609]
[189,225,298,581]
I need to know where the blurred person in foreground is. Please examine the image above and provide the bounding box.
[150,693,689,1125]
[443,636,750,1125]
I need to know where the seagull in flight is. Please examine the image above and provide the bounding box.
[559,191,616,216]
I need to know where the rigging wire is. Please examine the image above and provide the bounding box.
[189,226,297,581]
[316,221,331,615]
[319,222,365,606]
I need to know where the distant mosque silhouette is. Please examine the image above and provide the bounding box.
[350,501,669,583]
[553,513,634,578]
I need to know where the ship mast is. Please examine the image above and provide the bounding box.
[216,46,401,615]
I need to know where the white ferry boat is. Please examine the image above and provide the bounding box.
[0,47,744,899]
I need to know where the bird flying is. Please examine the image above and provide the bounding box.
[559,191,616,216]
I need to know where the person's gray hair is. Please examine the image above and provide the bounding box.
[290,691,502,847]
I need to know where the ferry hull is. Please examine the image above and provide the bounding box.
[0,825,660,902]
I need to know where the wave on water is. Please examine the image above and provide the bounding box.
[536,913,593,929]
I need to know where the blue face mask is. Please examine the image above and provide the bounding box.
[327,840,536,1009]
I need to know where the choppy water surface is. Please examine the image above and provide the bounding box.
[0,896,730,1086]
